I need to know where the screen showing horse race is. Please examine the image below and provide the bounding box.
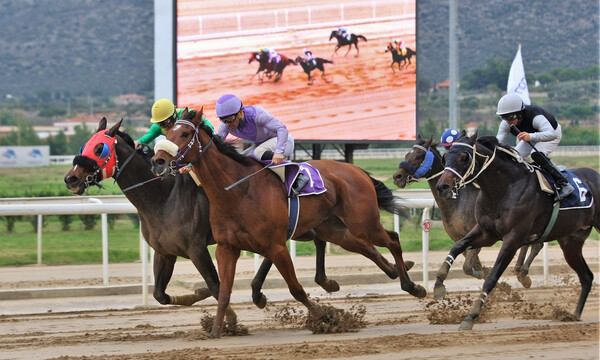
[174,0,416,142]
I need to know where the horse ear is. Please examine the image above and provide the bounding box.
[416,134,422,141]
[467,131,478,145]
[106,119,123,137]
[426,136,434,148]
[197,106,204,121]
[97,117,107,132]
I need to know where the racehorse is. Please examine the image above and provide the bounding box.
[63,117,349,317]
[329,30,367,57]
[248,52,272,83]
[151,108,426,338]
[392,134,542,287]
[435,133,599,330]
[294,56,333,85]
[248,51,296,83]
[385,43,416,72]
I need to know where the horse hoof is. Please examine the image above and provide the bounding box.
[208,331,220,339]
[405,260,414,271]
[255,294,267,309]
[412,284,427,298]
[195,287,212,300]
[459,319,474,331]
[471,269,486,279]
[320,279,340,293]
[518,274,532,289]
[433,285,446,300]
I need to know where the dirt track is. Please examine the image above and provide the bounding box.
[1,250,598,360]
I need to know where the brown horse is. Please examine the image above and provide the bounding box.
[248,51,296,83]
[392,134,543,287]
[329,30,367,57]
[385,43,416,72]
[151,108,425,338]
[435,133,599,330]
[295,56,333,85]
[62,117,347,318]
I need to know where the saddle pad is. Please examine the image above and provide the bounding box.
[541,169,594,209]
[535,170,554,194]
[259,160,327,197]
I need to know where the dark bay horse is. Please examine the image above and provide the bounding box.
[63,117,345,317]
[329,30,367,57]
[392,134,542,287]
[385,43,416,72]
[248,51,296,83]
[151,108,425,338]
[435,133,599,330]
[295,56,333,85]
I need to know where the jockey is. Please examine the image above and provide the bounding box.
[215,94,293,165]
[440,129,460,150]
[260,47,278,64]
[135,98,214,174]
[496,93,574,199]
[303,48,316,66]
[394,39,405,51]
[337,27,349,40]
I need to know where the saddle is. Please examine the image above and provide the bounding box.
[535,166,593,209]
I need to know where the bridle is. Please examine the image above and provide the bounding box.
[159,119,213,175]
[398,144,444,184]
[443,141,533,192]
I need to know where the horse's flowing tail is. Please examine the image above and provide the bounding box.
[365,172,409,218]
[323,59,334,64]
[357,35,368,42]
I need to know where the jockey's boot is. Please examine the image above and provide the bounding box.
[261,150,274,161]
[292,173,309,196]
[531,152,574,200]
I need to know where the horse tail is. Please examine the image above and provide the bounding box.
[357,35,368,42]
[323,58,334,64]
[364,171,409,218]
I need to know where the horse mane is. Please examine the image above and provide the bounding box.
[211,131,254,166]
[477,135,520,160]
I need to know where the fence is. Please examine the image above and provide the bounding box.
[178,0,413,41]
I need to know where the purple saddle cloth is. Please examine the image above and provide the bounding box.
[257,160,327,197]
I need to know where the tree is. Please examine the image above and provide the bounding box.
[48,130,69,155]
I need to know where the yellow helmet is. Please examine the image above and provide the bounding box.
[150,98,176,123]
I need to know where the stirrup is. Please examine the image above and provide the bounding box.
[557,183,574,200]
[292,173,309,196]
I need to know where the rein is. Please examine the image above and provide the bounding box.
[168,119,214,173]
[444,142,534,191]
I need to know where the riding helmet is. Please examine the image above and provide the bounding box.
[150,98,177,123]
[440,129,459,146]
[216,94,243,118]
[496,93,525,116]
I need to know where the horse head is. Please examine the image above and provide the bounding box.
[64,117,127,194]
[436,132,478,199]
[151,107,206,178]
[393,134,437,188]
[329,30,336,41]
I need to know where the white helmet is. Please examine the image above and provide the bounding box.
[496,93,524,115]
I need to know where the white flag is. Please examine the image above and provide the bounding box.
[507,45,531,105]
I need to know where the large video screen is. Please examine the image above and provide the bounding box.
[175,0,416,142]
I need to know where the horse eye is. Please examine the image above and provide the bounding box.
[182,131,190,138]
[94,143,105,157]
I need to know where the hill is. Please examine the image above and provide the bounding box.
[0,0,597,98]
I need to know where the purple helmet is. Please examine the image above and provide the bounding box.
[215,94,243,118]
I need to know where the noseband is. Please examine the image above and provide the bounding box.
[160,119,213,174]
[398,144,438,183]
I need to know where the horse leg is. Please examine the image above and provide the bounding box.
[250,257,272,309]
[181,246,222,306]
[390,61,396,73]
[459,238,522,331]
[384,230,426,298]
[557,229,594,319]
[267,243,324,317]
[315,219,400,279]
[152,253,178,305]
[312,236,340,292]
[210,244,240,339]
[354,43,359,57]
[462,248,487,279]
[434,225,487,299]
[307,72,313,85]
[344,45,352,57]
[515,243,544,288]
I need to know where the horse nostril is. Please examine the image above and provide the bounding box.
[154,158,165,166]
[64,175,78,185]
